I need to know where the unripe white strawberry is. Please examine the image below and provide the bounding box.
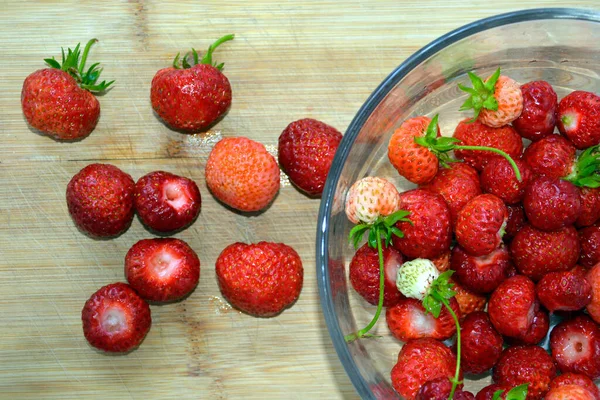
[396,258,440,300]
[345,177,400,224]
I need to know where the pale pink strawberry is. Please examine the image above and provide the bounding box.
[345,177,401,224]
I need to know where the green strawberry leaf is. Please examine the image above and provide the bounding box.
[458,68,501,120]
[493,383,528,400]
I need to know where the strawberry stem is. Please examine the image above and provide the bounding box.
[173,34,234,71]
[442,298,461,400]
[454,145,521,181]
[563,144,600,188]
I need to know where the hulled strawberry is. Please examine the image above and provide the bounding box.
[66,163,135,237]
[586,263,600,323]
[550,314,600,379]
[450,245,513,294]
[512,80,558,141]
[215,241,303,317]
[22,39,113,140]
[125,238,200,302]
[505,308,549,346]
[548,372,600,399]
[458,311,503,374]
[579,224,600,268]
[455,194,507,257]
[81,282,151,352]
[523,176,581,231]
[416,378,475,400]
[488,275,537,338]
[480,157,532,204]
[557,90,600,149]
[278,118,342,197]
[134,171,201,233]
[151,34,234,132]
[536,270,592,312]
[345,177,401,224]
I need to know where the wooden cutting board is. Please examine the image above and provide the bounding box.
[0,1,596,399]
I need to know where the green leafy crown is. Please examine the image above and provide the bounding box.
[173,34,234,70]
[458,67,501,122]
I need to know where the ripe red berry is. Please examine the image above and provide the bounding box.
[512,80,558,141]
[523,176,581,231]
[458,311,503,374]
[550,314,600,379]
[557,90,600,149]
[455,194,507,256]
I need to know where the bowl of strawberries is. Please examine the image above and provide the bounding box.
[317,8,600,400]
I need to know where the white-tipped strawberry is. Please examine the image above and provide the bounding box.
[396,258,440,300]
[345,176,401,224]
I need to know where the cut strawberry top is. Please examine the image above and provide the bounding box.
[101,305,128,334]
[150,248,183,278]
[163,181,193,211]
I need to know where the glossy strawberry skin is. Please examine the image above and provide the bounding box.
[512,80,558,141]
[523,176,581,231]
[151,64,231,132]
[545,384,597,400]
[550,315,600,379]
[548,372,600,398]
[455,194,507,257]
[510,224,579,281]
[522,134,576,179]
[506,309,549,346]
[488,275,537,338]
[22,69,100,140]
[536,270,592,312]
[391,189,451,259]
[577,187,600,227]
[215,242,303,317]
[504,204,526,240]
[416,377,474,400]
[278,118,342,196]
[480,157,532,205]
[451,245,513,294]
[134,171,201,233]
[579,224,600,268]
[453,119,523,171]
[586,263,600,324]
[125,238,200,302]
[81,283,151,353]
[458,311,503,374]
[557,90,600,149]
[66,163,135,237]
[349,243,404,307]
[475,384,512,400]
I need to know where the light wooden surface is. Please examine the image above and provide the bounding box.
[0,1,598,399]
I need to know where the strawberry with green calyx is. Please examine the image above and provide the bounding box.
[563,144,600,188]
[493,384,529,400]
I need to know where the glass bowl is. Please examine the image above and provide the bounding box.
[316,8,600,399]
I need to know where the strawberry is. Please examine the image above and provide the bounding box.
[545,384,597,400]
[81,282,151,352]
[21,39,113,140]
[522,134,576,179]
[450,278,486,317]
[459,68,523,128]
[345,176,400,224]
[475,384,512,400]
[349,243,404,307]
[420,162,481,227]
[390,338,458,400]
[431,251,451,272]
[134,171,201,233]
[215,241,303,317]
[536,270,592,312]
[455,194,508,257]
[550,314,600,379]
[586,263,600,323]
[488,275,537,338]
[512,80,558,141]
[150,34,234,132]
[492,345,556,400]
[385,297,460,342]
[506,309,549,346]
[278,118,342,197]
[205,137,280,212]
[557,90,600,149]
[504,204,526,240]
[480,157,532,205]
[450,244,513,294]
[391,189,451,259]
[125,238,200,302]
[580,224,600,268]
[457,311,503,374]
[416,378,475,400]
[66,163,135,237]
[577,187,600,227]
[453,119,523,171]
[548,372,600,398]
[523,176,581,231]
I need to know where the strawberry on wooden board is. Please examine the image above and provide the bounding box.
[548,372,600,399]
[205,137,280,212]
[21,39,113,140]
[512,80,558,141]
[550,314,600,379]
[151,34,234,132]
[579,224,600,268]
[457,311,503,374]
[557,90,600,149]
[480,157,532,205]
[488,275,537,338]
[66,163,135,238]
[536,270,592,312]
[345,176,401,224]
[523,176,581,231]
[415,377,475,400]
[278,118,342,197]
[82,283,151,353]
[586,263,600,323]
[215,241,303,317]
[522,134,576,179]
[125,238,200,302]
[450,245,513,294]
[134,171,201,233]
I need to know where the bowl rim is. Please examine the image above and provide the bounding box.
[316,7,600,399]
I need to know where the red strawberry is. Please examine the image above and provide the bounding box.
[505,204,526,240]
[205,137,280,212]
[475,384,512,400]
[215,242,303,317]
[557,90,600,149]
[386,297,461,342]
[536,270,592,312]
[577,187,600,227]
[506,309,549,346]
[21,39,113,140]
[493,345,556,400]
[134,171,201,233]
[66,163,135,237]
[550,314,600,379]
[277,118,342,197]
[522,134,576,179]
[549,372,600,398]
[488,275,537,338]
[580,224,600,268]
[349,243,404,307]
[453,119,523,171]
[480,157,532,205]
[150,35,233,132]
[450,278,487,318]
[416,377,475,400]
[81,282,151,352]
[510,224,580,281]
[458,68,523,128]
[512,80,558,141]
[458,311,503,374]
[450,245,513,294]
[345,176,400,224]
[432,251,451,272]
[523,176,581,231]
[545,384,597,400]
[586,263,600,323]
[391,189,451,259]
[125,238,200,302]
[390,338,458,400]
[455,194,508,257]
[420,162,481,227]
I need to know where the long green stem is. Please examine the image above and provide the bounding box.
[455,144,521,181]
[442,298,461,400]
[201,34,235,65]
[79,39,98,75]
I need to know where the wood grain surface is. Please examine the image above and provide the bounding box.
[0,1,598,399]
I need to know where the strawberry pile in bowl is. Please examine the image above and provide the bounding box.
[316,8,600,400]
